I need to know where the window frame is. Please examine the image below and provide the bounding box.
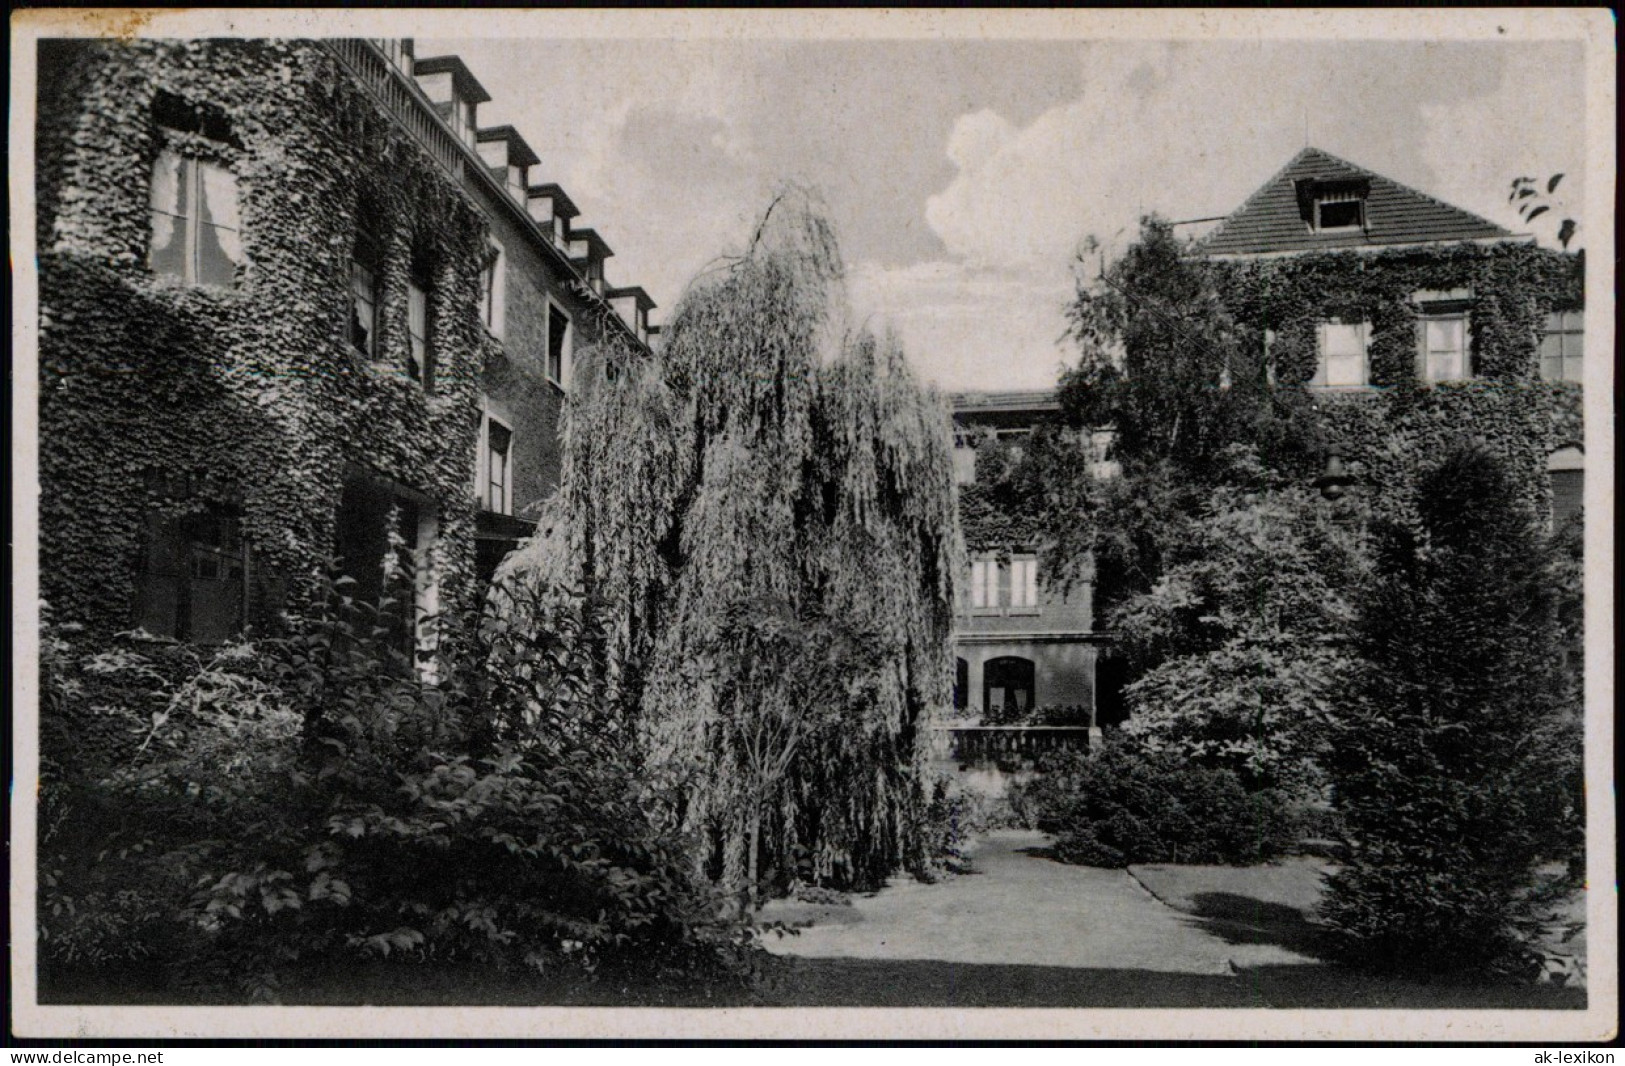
[1417,308,1472,384]
[479,410,515,516]
[406,270,435,389]
[546,298,573,389]
[1539,309,1584,384]
[349,228,382,360]
[148,147,244,287]
[1313,196,1366,232]
[481,238,506,339]
[1312,319,1371,389]
[131,502,256,643]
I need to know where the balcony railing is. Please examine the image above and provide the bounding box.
[934,725,1093,768]
[325,39,466,180]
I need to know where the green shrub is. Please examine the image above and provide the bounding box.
[1024,744,1301,867]
[38,573,754,1001]
[1321,444,1584,980]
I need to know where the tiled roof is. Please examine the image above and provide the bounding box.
[1197,147,1514,256]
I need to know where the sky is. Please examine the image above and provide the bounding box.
[420,34,1588,393]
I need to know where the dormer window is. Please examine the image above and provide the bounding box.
[527,184,580,247]
[413,56,491,151]
[1297,177,1370,234]
[475,127,539,206]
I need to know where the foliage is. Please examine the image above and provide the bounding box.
[978,703,1091,727]
[497,191,959,903]
[38,572,753,1000]
[1319,444,1585,979]
[1061,217,1322,484]
[1509,173,1579,250]
[1109,469,1370,794]
[1022,745,1301,868]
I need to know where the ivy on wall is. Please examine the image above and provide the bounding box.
[958,241,1583,554]
[36,39,502,654]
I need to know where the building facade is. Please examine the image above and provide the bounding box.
[944,146,1586,731]
[35,37,658,675]
[950,391,1113,728]
[1195,147,1586,532]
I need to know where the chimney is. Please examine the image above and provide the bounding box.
[527,182,579,247]
[412,55,492,150]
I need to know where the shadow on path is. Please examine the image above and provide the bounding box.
[1180,891,1335,960]
[759,956,1588,1010]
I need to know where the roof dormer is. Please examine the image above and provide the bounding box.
[412,55,491,150]
[606,285,657,344]
[1295,176,1371,234]
[568,228,614,294]
[475,126,539,205]
[527,183,579,246]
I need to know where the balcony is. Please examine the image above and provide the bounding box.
[324,39,465,181]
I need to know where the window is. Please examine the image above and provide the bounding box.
[983,656,1035,718]
[481,239,506,338]
[1540,310,1584,383]
[350,231,380,358]
[547,303,571,386]
[1548,447,1584,532]
[149,149,243,285]
[1009,556,1038,609]
[1420,313,1470,383]
[1314,321,1369,388]
[133,504,255,642]
[335,477,440,679]
[483,417,513,515]
[971,558,995,609]
[970,555,1039,613]
[1314,194,1366,231]
[407,276,433,387]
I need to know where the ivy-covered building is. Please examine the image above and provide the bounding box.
[947,146,1585,730]
[35,37,658,673]
[950,391,1114,728]
[1196,146,1586,530]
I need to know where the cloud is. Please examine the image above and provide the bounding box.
[848,258,1077,392]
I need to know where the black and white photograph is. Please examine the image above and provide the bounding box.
[8,7,1615,1045]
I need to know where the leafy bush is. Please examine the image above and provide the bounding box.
[1022,744,1301,868]
[978,703,1090,727]
[1110,472,1369,797]
[38,574,754,1000]
[1320,444,1585,980]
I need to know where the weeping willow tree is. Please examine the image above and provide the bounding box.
[497,191,958,903]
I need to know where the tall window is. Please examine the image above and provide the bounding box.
[1420,313,1470,383]
[484,418,512,515]
[335,477,439,678]
[350,231,380,358]
[971,558,995,609]
[407,275,433,387]
[1009,556,1038,609]
[149,149,243,286]
[1314,321,1369,388]
[481,239,505,338]
[1540,310,1584,383]
[547,304,571,385]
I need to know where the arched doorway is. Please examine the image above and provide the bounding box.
[983,656,1035,720]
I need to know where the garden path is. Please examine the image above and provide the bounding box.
[761,828,1321,975]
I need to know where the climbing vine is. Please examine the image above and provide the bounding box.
[36,39,500,659]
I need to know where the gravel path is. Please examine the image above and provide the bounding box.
[761,828,1321,975]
